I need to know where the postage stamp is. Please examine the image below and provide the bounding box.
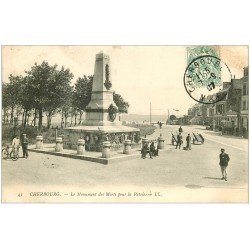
[184,55,232,104]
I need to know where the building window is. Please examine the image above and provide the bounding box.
[217,104,224,114]
[243,101,246,110]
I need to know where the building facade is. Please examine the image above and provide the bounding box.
[240,66,249,137]
[187,66,248,137]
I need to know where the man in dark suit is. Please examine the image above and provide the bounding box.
[219,148,230,181]
[21,134,29,159]
[179,126,183,133]
[176,132,182,149]
[186,134,191,150]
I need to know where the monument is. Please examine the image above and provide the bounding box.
[64,52,140,152]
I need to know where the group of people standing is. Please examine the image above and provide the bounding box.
[141,141,159,159]
[175,126,191,150]
[175,126,230,181]
[12,134,29,158]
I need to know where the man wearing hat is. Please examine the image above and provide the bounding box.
[21,134,29,159]
[176,132,183,149]
[219,149,230,181]
[186,133,191,150]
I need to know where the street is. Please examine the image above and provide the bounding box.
[2,125,248,202]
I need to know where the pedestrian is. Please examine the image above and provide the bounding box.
[12,134,20,156]
[141,142,153,159]
[179,126,183,133]
[176,132,182,149]
[219,149,230,181]
[150,141,159,156]
[12,134,20,149]
[21,134,29,159]
[159,122,162,129]
[186,133,191,150]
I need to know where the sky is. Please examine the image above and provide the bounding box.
[2,46,248,116]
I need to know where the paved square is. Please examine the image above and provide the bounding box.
[2,125,248,203]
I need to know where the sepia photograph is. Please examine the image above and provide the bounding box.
[1,45,248,203]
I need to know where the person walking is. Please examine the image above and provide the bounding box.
[159,122,162,129]
[219,149,230,181]
[176,132,182,149]
[150,141,159,156]
[186,134,191,150]
[12,135,20,150]
[179,126,183,133]
[21,134,29,159]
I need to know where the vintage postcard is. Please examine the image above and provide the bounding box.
[1,45,248,203]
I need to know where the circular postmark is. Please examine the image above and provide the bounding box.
[184,55,232,104]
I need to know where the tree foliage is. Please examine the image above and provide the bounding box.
[73,75,93,112]
[2,62,129,131]
[25,61,74,129]
[113,91,129,113]
[72,75,129,122]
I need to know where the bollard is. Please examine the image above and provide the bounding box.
[141,137,149,148]
[55,137,63,152]
[77,139,85,155]
[157,134,165,149]
[36,136,43,149]
[102,141,111,158]
[123,139,132,154]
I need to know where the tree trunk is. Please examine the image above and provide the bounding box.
[38,108,43,132]
[3,108,6,124]
[74,114,77,126]
[24,109,28,128]
[11,106,14,125]
[64,113,68,128]
[6,111,9,123]
[34,109,37,127]
[78,111,83,125]
[46,114,50,129]
[47,111,53,129]
[61,111,64,128]
[27,113,30,126]
[16,109,19,124]
[22,110,25,126]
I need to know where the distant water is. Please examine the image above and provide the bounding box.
[120,114,167,123]
[40,113,168,126]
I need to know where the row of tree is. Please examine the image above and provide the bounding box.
[2,61,129,130]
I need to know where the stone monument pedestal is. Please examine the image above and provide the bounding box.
[64,52,140,152]
[55,137,63,152]
[77,139,85,155]
[64,125,140,152]
[157,134,165,149]
[36,136,43,149]
[123,139,132,154]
